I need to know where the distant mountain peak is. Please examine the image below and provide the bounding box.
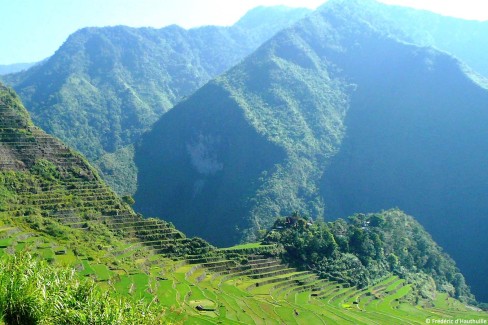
[234,5,311,30]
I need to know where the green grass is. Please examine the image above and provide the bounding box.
[114,274,133,295]
[0,238,12,247]
[54,251,78,265]
[79,260,95,276]
[0,187,485,325]
[157,280,178,306]
[131,273,151,300]
[91,264,112,281]
[0,252,165,324]
[39,247,55,259]
[221,242,267,250]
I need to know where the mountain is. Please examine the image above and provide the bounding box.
[0,62,38,75]
[318,0,488,302]
[0,83,486,323]
[3,6,310,195]
[331,0,488,78]
[134,2,488,301]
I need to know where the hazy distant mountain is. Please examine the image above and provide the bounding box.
[0,62,38,75]
[333,0,488,77]
[3,6,310,195]
[134,1,488,301]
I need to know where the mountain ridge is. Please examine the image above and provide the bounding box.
[3,6,311,195]
[323,0,488,77]
[0,62,38,75]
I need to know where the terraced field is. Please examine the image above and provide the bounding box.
[1,219,486,324]
[1,205,487,324]
[0,87,212,262]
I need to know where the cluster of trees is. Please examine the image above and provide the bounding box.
[263,209,474,302]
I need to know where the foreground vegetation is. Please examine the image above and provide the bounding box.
[0,253,163,325]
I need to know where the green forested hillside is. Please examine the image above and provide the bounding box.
[318,2,488,302]
[134,1,488,302]
[0,82,213,322]
[264,210,473,302]
[3,6,309,195]
[0,82,213,265]
[3,0,488,308]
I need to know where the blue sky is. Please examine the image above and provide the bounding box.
[1,0,487,65]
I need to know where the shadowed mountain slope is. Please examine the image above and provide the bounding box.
[319,31,488,303]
